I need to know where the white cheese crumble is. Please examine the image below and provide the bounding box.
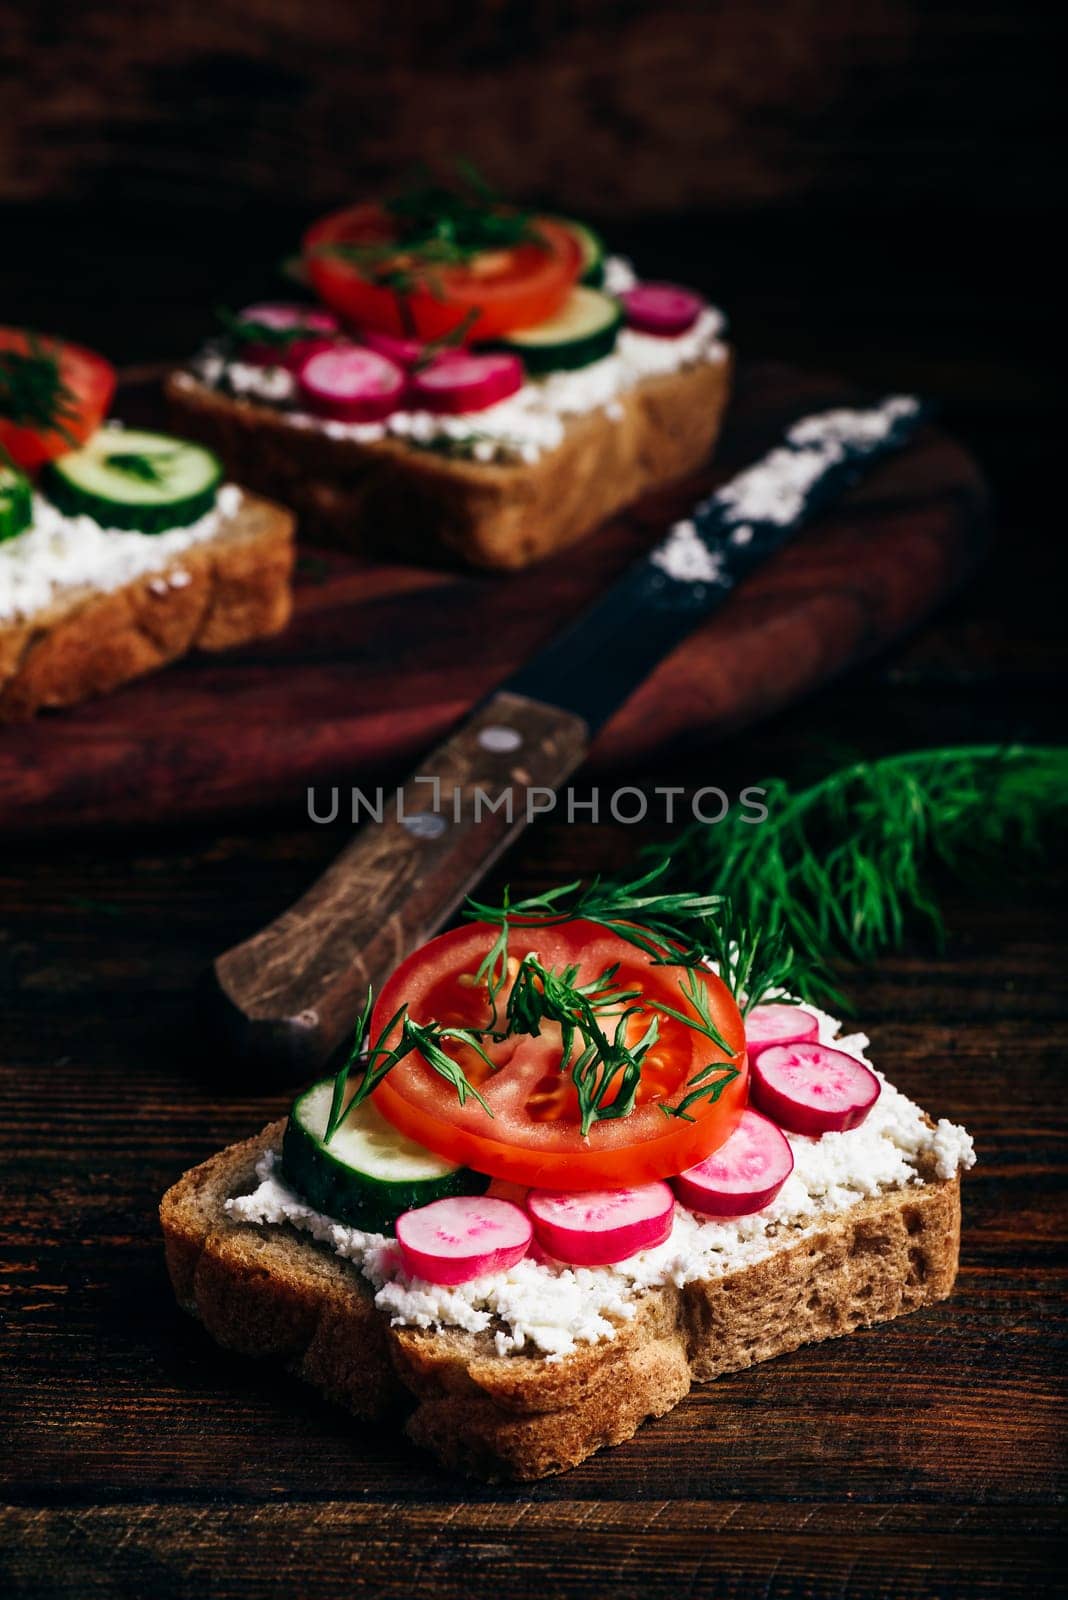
[644,394,921,588]
[649,520,729,585]
[227,1007,974,1361]
[0,484,243,623]
[224,360,297,402]
[189,305,728,464]
[601,254,638,296]
[715,396,920,528]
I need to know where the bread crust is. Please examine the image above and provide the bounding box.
[0,494,295,721]
[161,1121,962,1480]
[164,354,733,570]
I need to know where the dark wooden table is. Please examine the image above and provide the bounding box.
[2,204,1066,1595]
[3,598,1065,1597]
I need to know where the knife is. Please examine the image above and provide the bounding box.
[213,393,925,1077]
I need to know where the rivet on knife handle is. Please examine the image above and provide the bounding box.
[212,691,589,1078]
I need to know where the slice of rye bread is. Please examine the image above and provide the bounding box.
[0,493,295,721]
[161,1119,962,1481]
[164,352,733,571]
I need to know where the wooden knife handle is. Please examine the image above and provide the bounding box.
[211,691,590,1079]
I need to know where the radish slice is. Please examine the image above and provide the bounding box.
[526,1183,674,1267]
[409,351,524,415]
[237,303,339,369]
[745,1003,820,1062]
[673,1109,794,1217]
[361,329,428,368]
[751,1041,881,1135]
[239,302,339,335]
[296,344,405,423]
[395,1196,532,1286]
[620,282,704,337]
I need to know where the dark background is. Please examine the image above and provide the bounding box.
[2,0,1061,645]
[2,4,1065,1597]
[1,0,1061,673]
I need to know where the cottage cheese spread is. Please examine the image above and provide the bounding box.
[227,1006,975,1360]
[183,276,728,464]
[0,482,244,624]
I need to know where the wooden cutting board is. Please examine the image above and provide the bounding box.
[0,362,987,832]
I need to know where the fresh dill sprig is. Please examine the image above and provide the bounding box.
[646,966,732,1051]
[662,1058,742,1124]
[698,910,816,1016]
[502,953,652,1135]
[644,967,743,1124]
[504,954,641,1052]
[104,449,177,485]
[0,332,79,445]
[474,889,512,1031]
[323,987,495,1143]
[326,874,750,1141]
[634,745,1068,1007]
[570,1008,661,1135]
[465,868,756,1132]
[467,864,725,968]
[468,865,796,1010]
[323,749,1066,1141]
[382,165,538,258]
[312,162,542,306]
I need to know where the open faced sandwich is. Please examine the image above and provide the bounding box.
[165,172,732,569]
[162,879,975,1480]
[1,327,295,720]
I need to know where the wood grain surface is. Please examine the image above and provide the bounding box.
[1,754,1064,1599]
[1,5,1063,1584]
[0,362,986,833]
[0,1,915,216]
[1,434,1064,1595]
[1,323,1062,1600]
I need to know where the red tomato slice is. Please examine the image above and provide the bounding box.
[302,204,583,342]
[0,328,116,472]
[371,920,747,1190]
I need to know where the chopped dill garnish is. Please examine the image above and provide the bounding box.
[104,450,177,485]
[324,746,1067,1139]
[0,332,79,445]
[634,744,1068,1007]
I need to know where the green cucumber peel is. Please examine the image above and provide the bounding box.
[283,1079,488,1233]
[42,428,223,533]
[0,456,33,543]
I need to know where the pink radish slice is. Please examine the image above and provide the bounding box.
[526,1183,675,1267]
[240,302,339,334]
[745,1003,820,1062]
[361,329,429,368]
[673,1109,794,1218]
[620,282,704,337]
[527,1237,567,1267]
[751,1041,881,1135]
[395,1196,532,1286]
[296,344,405,423]
[237,303,340,368]
[409,350,524,415]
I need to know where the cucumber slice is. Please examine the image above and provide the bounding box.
[282,1079,488,1233]
[0,463,32,543]
[498,286,622,374]
[43,428,222,533]
[560,219,606,287]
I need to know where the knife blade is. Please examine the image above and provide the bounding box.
[213,394,924,1076]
